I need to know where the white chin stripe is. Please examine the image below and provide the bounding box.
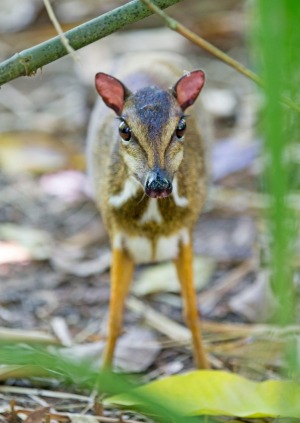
[172,176,188,207]
[139,198,163,224]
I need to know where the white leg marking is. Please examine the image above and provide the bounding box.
[172,176,188,207]
[109,177,140,208]
[139,198,163,224]
[180,228,190,246]
[113,233,124,250]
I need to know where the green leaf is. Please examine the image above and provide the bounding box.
[106,370,300,418]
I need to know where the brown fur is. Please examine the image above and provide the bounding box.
[87,52,209,369]
[87,53,205,260]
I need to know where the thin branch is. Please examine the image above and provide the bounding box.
[0,0,181,86]
[141,0,300,114]
[0,327,60,345]
[141,0,261,84]
[43,0,79,61]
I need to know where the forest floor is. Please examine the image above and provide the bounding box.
[0,0,297,421]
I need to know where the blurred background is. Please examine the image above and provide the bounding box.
[0,0,287,378]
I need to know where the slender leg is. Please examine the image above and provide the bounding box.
[174,241,209,369]
[102,248,134,369]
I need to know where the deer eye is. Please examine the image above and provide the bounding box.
[175,117,186,140]
[119,120,131,143]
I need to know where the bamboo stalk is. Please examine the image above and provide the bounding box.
[0,0,181,86]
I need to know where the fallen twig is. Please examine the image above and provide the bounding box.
[15,408,143,423]
[0,385,90,401]
[0,327,59,345]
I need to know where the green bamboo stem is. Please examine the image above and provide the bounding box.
[0,0,181,86]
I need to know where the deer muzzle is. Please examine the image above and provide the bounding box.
[144,168,172,199]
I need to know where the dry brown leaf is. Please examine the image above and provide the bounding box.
[25,407,50,423]
[0,224,53,261]
[133,256,215,296]
[0,365,49,382]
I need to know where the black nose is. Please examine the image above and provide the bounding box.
[145,168,172,198]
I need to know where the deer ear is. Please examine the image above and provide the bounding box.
[173,70,205,111]
[95,73,130,116]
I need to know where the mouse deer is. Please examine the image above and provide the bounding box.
[87,53,209,369]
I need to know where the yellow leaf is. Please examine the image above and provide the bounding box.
[106,370,300,418]
[0,365,49,381]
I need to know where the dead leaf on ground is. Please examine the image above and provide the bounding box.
[0,241,30,264]
[133,256,215,296]
[62,221,108,249]
[40,171,89,203]
[211,137,259,181]
[113,327,161,372]
[229,270,278,322]
[60,341,105,367]
[51,248,111,277]
[0,224,53,260]
[61,327,160,373]
[0,132,84,175]
[24,406,50,423]
[195,216,256,260]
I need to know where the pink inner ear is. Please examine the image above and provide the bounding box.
[175,70,205,111]
[95,73,125,115]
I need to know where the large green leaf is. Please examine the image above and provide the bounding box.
[106,370,300,418]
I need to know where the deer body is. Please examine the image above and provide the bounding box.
[87,53,208,368]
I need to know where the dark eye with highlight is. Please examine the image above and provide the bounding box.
[119,120,131,142]
[176,117,186,139]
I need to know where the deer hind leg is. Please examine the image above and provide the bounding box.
[174,240,209,369]
[102,247,134,369]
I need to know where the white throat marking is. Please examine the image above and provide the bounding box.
[109,177,140,208]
